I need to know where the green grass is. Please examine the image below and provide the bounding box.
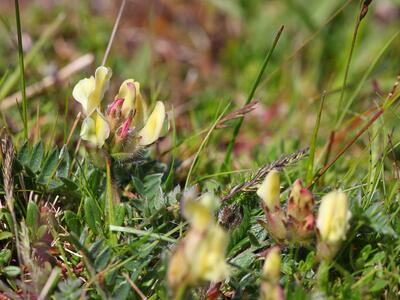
[0,0,400,299]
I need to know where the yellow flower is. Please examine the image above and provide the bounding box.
[72,66,112,116]
[189,225,230,282]
[260,247,284,300]
[263,247,281,284]
[138,101,166,146]
[115,79,148,126]
[257,170,281,211]
[167,244,190,289]
[316,190,351,244]
[168,193,230,292]
[80,110,110,148]
[182,192,216,232]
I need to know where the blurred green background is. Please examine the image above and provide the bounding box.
[0,0,399,182]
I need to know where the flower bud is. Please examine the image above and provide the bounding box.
[258,211,287,243]
[316,190,351,260]
[287,179,315,243]
[260,247,284,300]
[257,170,281,212]
[116,79,148,127]
[262,247,281,283]
[117,110,134,140]
[116,79,137,118]
[106,98,124,131]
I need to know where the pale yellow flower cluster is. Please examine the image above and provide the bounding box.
[72,66,166,150]
[257,170,315,244]
[257,170,351,259]
[256,170,352,299]
[167,192,230,293]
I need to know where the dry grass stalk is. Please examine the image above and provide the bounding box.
[216,101,258,129]
[0,128,24,291]
[1,54,94,111]
[0,128,15,211]
[222,148,309,202]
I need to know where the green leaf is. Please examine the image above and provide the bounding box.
[144,173,163,210]
[17,140,30,166]
[84,197,102,235]
[113,280,130,300]
[64,210,81,235]
[247,231,260,247]
[94,246,111,271]
[26,201,40,233]
[369,279,387,293]
[132,176,145,196]
[36,225,48,240]
[88,239,104,257]
[53,279,82,300]
[56,145,70,178]
[0,231,13,241]
[29,141,44,173]
[38,149,59,185]
[2,266,21,277]
[0,249,12,265]
[60,177,78,190]
[228,206,250,254]
[364,203,397,238]
[114,204,125,227]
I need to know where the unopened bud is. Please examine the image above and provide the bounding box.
[260,247,284,300]
[107,98,124,131]
[257,170,281,212]
[116,110,134,141]
[316,190,351,260]
[286,180,315,243]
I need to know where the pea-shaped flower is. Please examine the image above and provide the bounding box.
[167,193,230,293]
[257,169,281,212]
[316,190,351,260]
[260,247,284,300]
[257,170,287,243]
[72,67,168,151]
[72,66,112,147]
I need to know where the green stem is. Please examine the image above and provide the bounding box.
[316,260,330,294]
[106,155,116,246]
[173,283,187,300]
[14,0,28,139]
[221,26,284,171]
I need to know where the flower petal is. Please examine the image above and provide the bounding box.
[316,190,351,244]
[80,110,110,148]
[72,77,95,115]
[73,66,112,116]
[257,170,281,211]
[87,66,112,115]
[190,225,230,282]
[138,101,165,146]
[117,79,137,117]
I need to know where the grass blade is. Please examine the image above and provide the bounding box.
[0,13,65,101]
[306,91,326,185]
[185,103,231,189]
[14,0,28,138]
[222,25,284,170]
[335,31,400,127]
